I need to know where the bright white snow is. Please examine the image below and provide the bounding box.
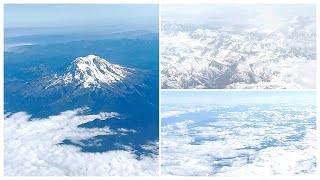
[161,6,316,89]
[48,55,135,89]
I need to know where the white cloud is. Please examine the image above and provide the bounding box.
[4,108,158,176]
[141,141,159,155]
[161,104,316,176]
[161,110,186,119]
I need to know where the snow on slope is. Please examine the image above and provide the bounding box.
[161,16,316,89]
[49,55,136,88]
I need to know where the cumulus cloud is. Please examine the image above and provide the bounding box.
[161,111,186,119]
[4,108,158,176]
[161,104,316,176]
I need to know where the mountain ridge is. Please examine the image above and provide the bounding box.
[161,16,316,89]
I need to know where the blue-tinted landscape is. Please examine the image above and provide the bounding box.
[4,4,159,176]
[161,91,316,176]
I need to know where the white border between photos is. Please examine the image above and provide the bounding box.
[158,2,162,177]
[316,0,320,177]
[1,0,319,4]
[0,0,319,179]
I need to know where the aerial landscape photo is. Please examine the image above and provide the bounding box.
[161,91,316,176]
[161,4,316,89]
[4,4,159,176]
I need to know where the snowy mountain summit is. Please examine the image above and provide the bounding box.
[61,55,132,88]
[45,55,143,92]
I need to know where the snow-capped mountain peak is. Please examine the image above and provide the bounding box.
[46,55,138,89]
[62,55,130,88]
[71,55,113,69]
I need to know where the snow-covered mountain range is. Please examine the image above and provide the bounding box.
[161,16,316,89]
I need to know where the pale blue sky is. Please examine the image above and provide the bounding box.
[5,4,159,28]
[162,4,315,26]
[162,91,316,105]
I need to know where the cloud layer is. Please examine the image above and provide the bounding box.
[4,109,158,176]
[161,104,316,176]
